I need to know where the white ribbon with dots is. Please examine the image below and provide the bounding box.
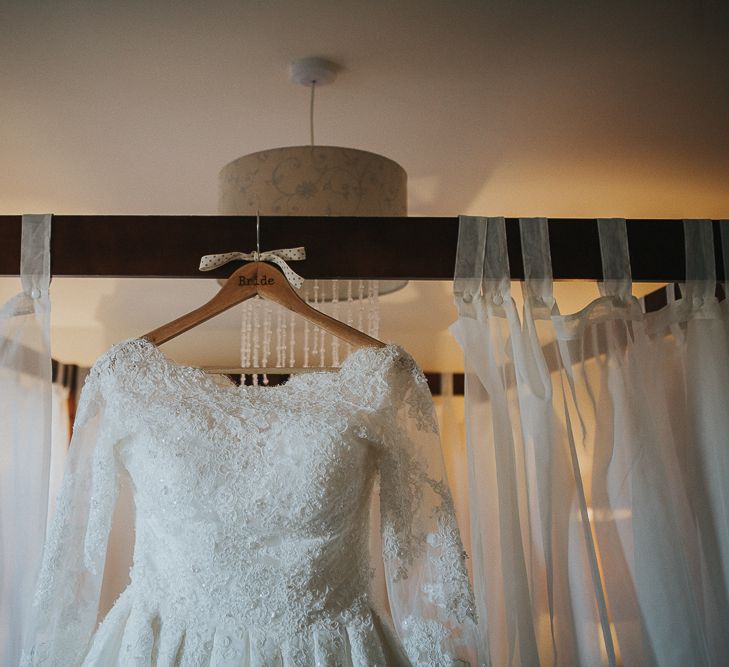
[199,247,307,288]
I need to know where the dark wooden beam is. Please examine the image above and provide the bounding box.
[0,216,724,281]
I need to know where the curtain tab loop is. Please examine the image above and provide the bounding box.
[683,220,716,302]
[482,217,510,300]
[597,218,631,301]
[453,216,487,316]
[519,217,553,309]
[20,214,52,298]
[453,216,511,314]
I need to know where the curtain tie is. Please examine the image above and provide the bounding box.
[199,247,307,288]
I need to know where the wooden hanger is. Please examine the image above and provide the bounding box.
[141,260,385,353]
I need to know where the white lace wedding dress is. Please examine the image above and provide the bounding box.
[22,339,482,666]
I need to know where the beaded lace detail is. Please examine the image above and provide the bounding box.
[22,338,479,666]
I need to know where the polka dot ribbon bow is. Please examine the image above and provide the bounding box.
[198,248,307,288]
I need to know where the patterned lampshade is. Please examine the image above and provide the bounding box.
[218,145,408,297]
[219,145,406,217]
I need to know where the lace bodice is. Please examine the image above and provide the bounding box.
[23,339,482,666]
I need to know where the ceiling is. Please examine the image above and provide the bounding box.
[1,1,727,368]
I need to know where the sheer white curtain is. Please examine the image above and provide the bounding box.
[451,217,729,667]
[49,382,71,518]
[0,215,53,666]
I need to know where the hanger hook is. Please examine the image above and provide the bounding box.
[256,210,261,258]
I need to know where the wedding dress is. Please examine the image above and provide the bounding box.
[22,338,481,666]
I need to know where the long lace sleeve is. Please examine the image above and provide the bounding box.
[21,355,127,666]
[378,351,484,666]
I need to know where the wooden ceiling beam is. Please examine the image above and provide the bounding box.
[0,216,724,282]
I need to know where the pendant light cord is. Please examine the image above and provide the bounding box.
[310,81,316,146]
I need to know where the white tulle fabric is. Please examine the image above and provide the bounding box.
[452,216,729,667]
[22,338,480,666]
[0,215,53,667]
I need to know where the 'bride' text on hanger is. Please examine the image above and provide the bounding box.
[239,274,276,286]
